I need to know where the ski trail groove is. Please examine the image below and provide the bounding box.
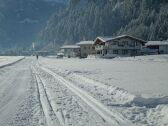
[39,65,134,126]
[32,67,62,126]
[32,68,47,126]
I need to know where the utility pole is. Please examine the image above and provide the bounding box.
[32,42,36,55]
[32,42,35,50]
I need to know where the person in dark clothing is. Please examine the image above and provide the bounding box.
[36,54,39,60]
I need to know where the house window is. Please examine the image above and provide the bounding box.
[113,50,119,54]
[97,51,101,54]
[112,41,117,45]
[92,46,95,49]
[135,41,140,46]
[84,46,87,50]
[124,41,128,46]
[131,50,137,56]
[129,42,135,47]
[118,41,124,47]
[105,50,107,54]
[122,50,128,55]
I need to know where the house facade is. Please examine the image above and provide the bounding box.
[77,41,96,58]
[94,35,147,58]
[60,45,80,58]
[145,41,168,54]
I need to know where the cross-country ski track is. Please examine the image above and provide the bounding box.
[33,64,133,126]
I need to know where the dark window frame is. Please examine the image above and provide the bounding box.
[113,50,119,54]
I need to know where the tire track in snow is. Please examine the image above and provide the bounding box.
[32,67,62,126]
[39,65,134,126]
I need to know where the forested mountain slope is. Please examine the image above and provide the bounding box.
[41,0,168,46]
[0,0,66,51]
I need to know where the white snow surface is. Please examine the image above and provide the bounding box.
[39,55,168,97]
[0,55,168,126]
[38,55,168,126]
[0,56,24,67]
[0,57,43,126]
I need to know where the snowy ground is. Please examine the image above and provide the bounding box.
[0,55,168,126]
[0,56,24,68]
[0,57,43,126]
[40,55,168,97]
[37,55,168,126]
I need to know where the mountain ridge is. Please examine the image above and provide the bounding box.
[0,0,66,52]
[41,0,168,49]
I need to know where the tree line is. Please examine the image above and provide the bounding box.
[41,0,168,47]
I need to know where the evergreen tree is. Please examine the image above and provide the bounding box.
[41,0,168,46]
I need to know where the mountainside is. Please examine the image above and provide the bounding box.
[0,0,66,51]
[44,0,68,4]
[41,0,168,47]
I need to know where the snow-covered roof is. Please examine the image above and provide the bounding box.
[95,35,147,43]
[77,41,94,45]
[112,35,147,43]
[146,41,168,46]
[61,45,80,49]
[96,36,113,43]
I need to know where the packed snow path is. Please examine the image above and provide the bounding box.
[0,57,43,126]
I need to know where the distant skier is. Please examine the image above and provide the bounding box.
[36,54,39,60]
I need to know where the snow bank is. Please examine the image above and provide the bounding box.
[0,56,25,68]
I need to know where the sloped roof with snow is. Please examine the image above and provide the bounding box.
[146,41,168,46]
[96,36,113,42]
[61,45,80,49]
[77,41,94,45]
[95,35,147,43]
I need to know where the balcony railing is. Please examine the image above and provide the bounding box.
[95,44,141,50]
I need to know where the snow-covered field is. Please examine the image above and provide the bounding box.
[39,55,168,97]
[0,55,168,126]
[0,56,25,68]
[37,55,168,126]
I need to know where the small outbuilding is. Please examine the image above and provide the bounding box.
[60,45,80,58]
[77,41,96,58]
[145,41,168,54]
